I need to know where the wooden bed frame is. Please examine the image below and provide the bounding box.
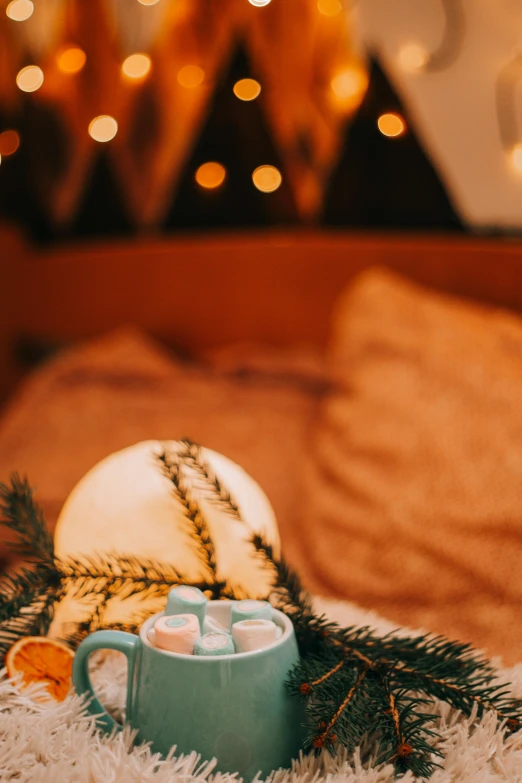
[2,223,522,402]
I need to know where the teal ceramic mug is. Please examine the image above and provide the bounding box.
[72,600,305,778]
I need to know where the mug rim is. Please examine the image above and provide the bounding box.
[140,599,294,661]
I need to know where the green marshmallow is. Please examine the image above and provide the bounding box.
[194,631,235,656]
[166,585,207,627]
[230,599,273,627]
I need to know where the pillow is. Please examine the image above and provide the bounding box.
[296,268,522,664]
[0,328,323,570]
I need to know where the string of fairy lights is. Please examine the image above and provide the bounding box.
[0,0,412,201]
[1,0,294,194]
[3,0,513,207]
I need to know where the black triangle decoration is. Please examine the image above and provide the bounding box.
[0,101,62,244]
[128,79,162,168]
[322,57,463,231]
[67,152,134,239]
[163,43,298,231]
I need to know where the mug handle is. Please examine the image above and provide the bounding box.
[72,630,140,732]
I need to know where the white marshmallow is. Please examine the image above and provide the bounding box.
[231,619,278,653]
[154,613,200,655]
[203,614,229,635]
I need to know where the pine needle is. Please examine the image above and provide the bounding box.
[0,474,54,564]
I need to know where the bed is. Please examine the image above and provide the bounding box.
[2,224,522,664]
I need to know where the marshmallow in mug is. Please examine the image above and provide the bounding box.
[194,631,235,656]
[232,619,278,653]
[166,585,207,628]
[154,614,201,655]
[230,599,273,627]
[203,614,229,635]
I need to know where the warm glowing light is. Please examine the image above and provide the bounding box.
[233,78,261,101]
[137,0,160,4]
[377,112,406,137]
[195,162,226,189]
[177,65,205,88]
[6,0,34,22]
[330,67,367,106]
[56,46,86,75]
[52,440,279,634]
[0,130,20,156]
[122,53,152,80]
[252,165,282,193]
[510,143,522,173]
[88,115,118,143]
[317,0,342,16]
[16,65,44,93]
[398,43,428,72]
[248,0,271,6]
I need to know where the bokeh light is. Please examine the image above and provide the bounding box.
[6,0,33,22]
[177,65,205,88]
[56,46,86,75]
[317,0,342,16]
[398,43,428,72]
[16,65,44,93]
[233,78,261,101]
[377,112,406,137]
[88,115,118,143]
[137,0,160,5]
[330,66,368,109]
[248,0,271,6]
[252,165,282,193]
[122,53,152,80]
[0,130,20,156]
[195,162,227,189]
[510,144,522,174]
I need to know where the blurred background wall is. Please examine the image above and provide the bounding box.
[3,0,520,243]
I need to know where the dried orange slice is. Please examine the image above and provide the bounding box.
[5,636,74,701]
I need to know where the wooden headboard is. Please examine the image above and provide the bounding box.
[2,224,522,401]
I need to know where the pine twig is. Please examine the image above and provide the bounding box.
[57,552,225,601]
[375,678,442,777]
[157,449,218,580]
[0,590,56,660]
[178,439,243,520]
[0,474,55,564]
[0,566,58,621]
[313,666,369,750]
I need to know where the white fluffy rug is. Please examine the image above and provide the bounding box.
[2,598,522,783]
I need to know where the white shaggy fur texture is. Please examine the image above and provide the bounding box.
[2,598,522,782]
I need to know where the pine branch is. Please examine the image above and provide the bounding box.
[177,439,243,520]
[0,475,55,564]
[57,552,225,602]
[392,659,522,729]
[0,589,56,660]
[254,532,522,775]
[157,449,218,579]
[0,566,58,621]
[251,534,341,650]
